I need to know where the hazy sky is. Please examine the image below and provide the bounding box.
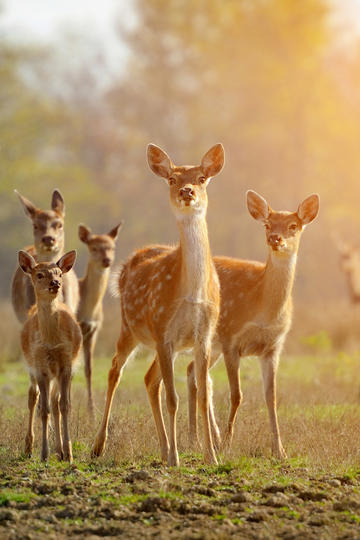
[0,0,359,58]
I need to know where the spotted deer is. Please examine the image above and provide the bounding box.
[77,222,123,417]
[11,190,79,323]
[19,250,82,462]
[92,143,224,466]
[184,190,319,458]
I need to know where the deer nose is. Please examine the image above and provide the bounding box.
[50,279,60,289]
[179,185,195,197]
[102,258,111,268]
[269,234,282,245]
[42,236,55,246]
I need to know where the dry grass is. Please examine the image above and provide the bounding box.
[1,344,360,472]
[1,296,360,472]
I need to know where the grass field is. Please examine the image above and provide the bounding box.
[1,326,360,538]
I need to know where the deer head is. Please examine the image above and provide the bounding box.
[147,144,224,219]
[247,191,320,255]
[18,250,76,300]
[78,222,123,269]
[15,189,65,260]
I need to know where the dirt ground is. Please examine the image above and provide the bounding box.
[1,346,360,539]
[1,456,360,539]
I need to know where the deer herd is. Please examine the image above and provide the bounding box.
[11,143,320,466]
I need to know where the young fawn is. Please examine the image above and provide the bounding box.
[92,143,224,466]
[11,190,79,323]
[19,250,82,462]
[77,222,123,417]
[186,190,319,458]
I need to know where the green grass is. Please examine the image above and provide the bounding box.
[0,489,37,506]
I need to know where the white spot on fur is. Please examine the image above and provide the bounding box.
[165,274,172,280]
[239,292,244,299]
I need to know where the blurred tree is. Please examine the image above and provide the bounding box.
[0,39,117,295]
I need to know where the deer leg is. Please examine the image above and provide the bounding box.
[82,327,98,421]
[50,382,63,460]
[38,376,50,462]
[24,377,39,457]
[187,354,220,450]
[156,343,179,467]
[92,329,136,458]
[60,370,73,462]
[194,341,218,465]
[144,356,169,462]
[260,353,287,459]
[186,361,199,448]
[207,370,221,451]
[223,349,242,447]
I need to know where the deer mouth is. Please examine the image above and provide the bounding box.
[269,240,286,252]
[41,244,59,254]
[49,285,60,294]
[177,195,197,208]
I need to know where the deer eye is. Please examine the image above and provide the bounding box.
[36,273,44,280]
[264,223,271,231]
[199,176,206,184]
[168,177,176,186]
[34,224,39,230]
[289,223,298,232]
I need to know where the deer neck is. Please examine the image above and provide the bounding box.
[80,262,109,316]
[36,246,64,263]
[35,295,61,344]
[260,248,297,320]
[177,213,213,303]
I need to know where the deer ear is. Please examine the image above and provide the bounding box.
[57,250,76,274]
[108,221,123,240]
[18,250,36,274]
[147,144,173,179]
[15,190,37,220]
[200,143,225,178]
[52,189,65,216]
[78,224,92,243]
[297,194,319,225]
[246,190,270,222]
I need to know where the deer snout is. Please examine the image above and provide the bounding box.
[179,185,195,198]
[42,235,56,247]
[49,279,61,290]
[102,257,111,268]
[268,234,283,247]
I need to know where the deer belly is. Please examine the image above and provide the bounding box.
[235,322,284,357]
[165,302,209,350]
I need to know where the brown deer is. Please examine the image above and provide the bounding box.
[334,238,360,304]
[19,250,82,462]
[77,222,123,417]
[185,190,320,458]
[92,143,224,466]
[146,190,319,459]
[11,190,79,323]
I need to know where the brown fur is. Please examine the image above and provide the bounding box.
[334,240,360,303]
[92,143,224,466]
[19,250,82,462]
[11,190,79,323]
[185,191,320,458]
[77,222,122,417]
